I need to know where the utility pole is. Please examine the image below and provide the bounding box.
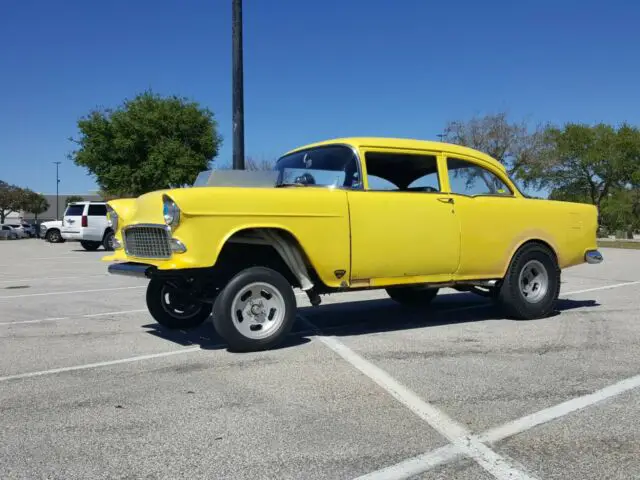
[232,0,245,169]
[54,161,61,220]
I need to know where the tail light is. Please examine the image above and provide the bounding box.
[82,215,88,227]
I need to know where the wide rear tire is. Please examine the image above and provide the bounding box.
[146,279,213,329]
[496,243,560,319]
[212,267,297,352]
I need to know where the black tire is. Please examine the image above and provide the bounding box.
[386,286,439,306]
[80,240,101,251]
[103,230,115,251]
[46,229,62,243]
[496,243,560,320]
[146,278,213,329]
[212,266,297,352]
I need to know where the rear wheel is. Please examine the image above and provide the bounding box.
[496,243,560,319]
[103,230,115,251]
[386,286,440,306]
[212,267,297,352]
[80,240,101,251]
[146,279,213,329]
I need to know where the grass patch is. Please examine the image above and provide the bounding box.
[598,239,640,250]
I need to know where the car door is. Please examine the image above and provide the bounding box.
[444,155,524,279]
[347,148,460,286]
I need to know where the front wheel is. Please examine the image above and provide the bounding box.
[496,243,560,319]
[212,267,297,352]
[146,279,213,329]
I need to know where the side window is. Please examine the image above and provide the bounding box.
[364,152,440,192]
[88,204,107,216]
[447,158,512,196]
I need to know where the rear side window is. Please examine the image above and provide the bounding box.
[88,204,107,216]
[447,158,512,196]
[65,205,85,216]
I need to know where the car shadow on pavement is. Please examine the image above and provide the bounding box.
[142,322,311,352]
[293,292,600,338]
[142,292,598,351]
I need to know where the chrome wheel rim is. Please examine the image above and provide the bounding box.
[518,259,549,303]
[160,285,203,319]
[230,282,286,340]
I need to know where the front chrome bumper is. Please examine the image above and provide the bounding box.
[108,262,154,278]
[585,249,603,264]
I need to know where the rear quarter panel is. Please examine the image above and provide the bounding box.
[456,196,598,279]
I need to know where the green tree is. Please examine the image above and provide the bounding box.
[522,123,640,212]
[0,181,26,223]
[22,190,50,222]
[66,195,85,204]
[442,112,548,182]
[69,91,223,197]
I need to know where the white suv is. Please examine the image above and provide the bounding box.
[60,201,115,251]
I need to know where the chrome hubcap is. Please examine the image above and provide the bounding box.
[518,260,549,303]
[231,282,286,339]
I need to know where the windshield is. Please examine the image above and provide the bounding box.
[274,145,360,188]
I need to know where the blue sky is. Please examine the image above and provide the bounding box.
[1,0,639,195]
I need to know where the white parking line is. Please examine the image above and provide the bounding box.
[562,280,640,296]
[0,274,108,284]
[0,309,148,326]
[478,373,640,444]
[0,286,145,300]
[356,373,640,480]
[299,317,538,480]
[0,347,206,383]
[354,445,459,480]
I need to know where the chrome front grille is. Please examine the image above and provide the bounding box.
[123,225,171,259]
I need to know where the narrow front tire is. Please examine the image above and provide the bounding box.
[146,279,212,329]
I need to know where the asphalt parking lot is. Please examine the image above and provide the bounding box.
[1,240,639,480]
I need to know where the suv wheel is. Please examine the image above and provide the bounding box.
[386,286,439,306]
[103,230,115,251]
[146,279,213,329]
[80,240,101,251]
[212,267,297,352]
[496,243,560,319]
[46,229,62,243]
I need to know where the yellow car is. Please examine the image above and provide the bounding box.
[105,137,603,351]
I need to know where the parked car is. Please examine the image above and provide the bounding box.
[40,220,64,243]
[60,201,115,251]
[21,222,36,238]
[1,225,20,239]
[105,137,603,352]
[6,223,29,238]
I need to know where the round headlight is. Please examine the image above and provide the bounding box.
[163,196,180,228]
[106,205,118,232]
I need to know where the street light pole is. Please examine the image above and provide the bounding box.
[54,161,61,220]
[232,0,245,170]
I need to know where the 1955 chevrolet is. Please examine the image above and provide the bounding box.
[104,137,603,352]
